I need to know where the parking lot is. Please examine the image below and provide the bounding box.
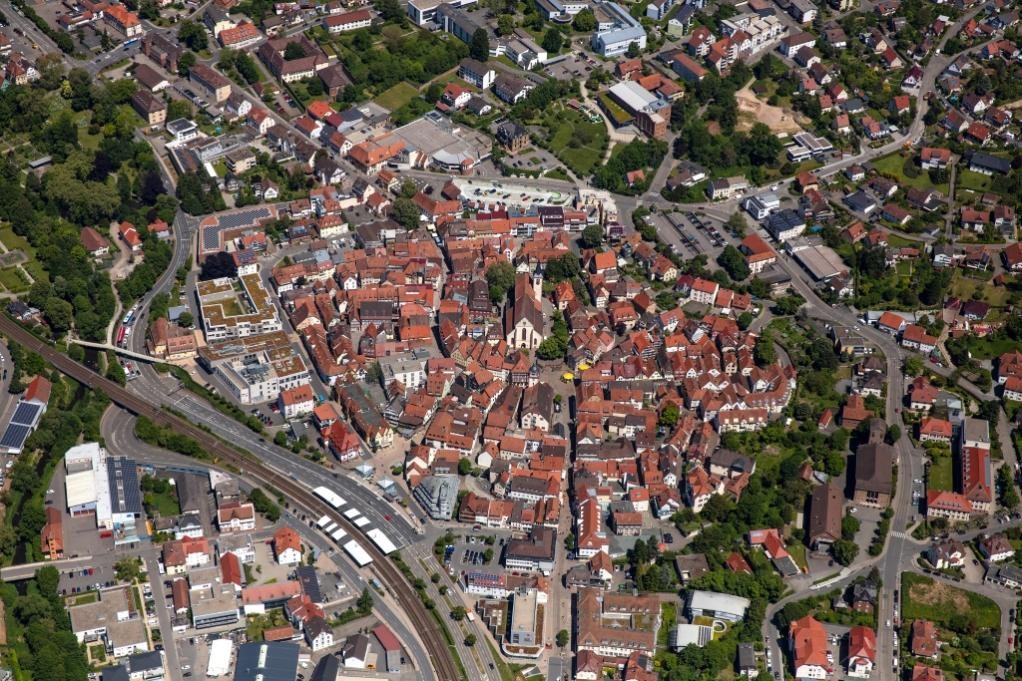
[651,210,735,258]
[441,533,510,576]
[544,51,597,81]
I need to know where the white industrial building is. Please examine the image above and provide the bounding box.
[591,2,647,56]
[64,443,144,543]
[685,590,751,623]
[743,192,781,220]
[206,639,234,677]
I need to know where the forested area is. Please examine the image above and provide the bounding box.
[0,68,178,339]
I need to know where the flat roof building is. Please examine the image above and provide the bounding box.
[196,272,282,342]
[591,1,647,56]
[686,590,751,622]
[505,527,557,572]
[191,586,241,630]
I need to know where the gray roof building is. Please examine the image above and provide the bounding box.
[504,527,557,572]
[413,474,459,520]
[102,667,130,681]
[108,457,143,517]
[309,654,339,681]
[295,566,322,604]
[234,643,300,681]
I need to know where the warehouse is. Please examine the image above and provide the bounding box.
[792,244,848,281]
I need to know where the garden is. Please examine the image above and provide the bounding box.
[537,106,609,177]
[899,573,1001,675]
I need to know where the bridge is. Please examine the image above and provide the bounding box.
[67,339,158,364]
[1,555,95,581]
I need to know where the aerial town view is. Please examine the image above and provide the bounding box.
[1,0,1022,679]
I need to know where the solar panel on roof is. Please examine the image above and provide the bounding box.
[11,401,41,426]
[0,424,31,451]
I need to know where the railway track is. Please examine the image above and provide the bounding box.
[0,317,461,681]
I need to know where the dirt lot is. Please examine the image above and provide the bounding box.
[735,85,806,134]
[908,579,968,610]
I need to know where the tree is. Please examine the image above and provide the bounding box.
[564,532,577,551]
[832,539,859,566]
[167,96,193,122]
[497,15,515,35]
[572,9,596,31]
[44,297,74,334]
[998,465,1020,509]
[542,28,563,54]
[357,588,374,614]
[391,197,422,230]
[885,424,901,445]
[717,245,751,281]
[486,261,516,303]
[464,634,477,646]
[458,458,472,475]
[451,606,467,621]
[842,513,861,541]
[625,41,641,58]
[556,629,570,648]
[376,0,405,22]
[579,224,604,249]
[178,21,208,51]
[726,212,747,237]
[659,403,679,428]
[114,557,143,583]
[284,41,307,60]
[470,28,490,61]
[754,337,776,367]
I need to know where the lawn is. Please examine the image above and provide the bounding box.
[956,169,993,193]
[949,271,1011,308]
[959,334,1022,360]
[542,107,608,177]
[143,488,180,518]
[373,81,420,112]
[658,602,676,647]
[23,260,48,284]
[597,92,633,126]
[0,267,30,293]
[0,225,31,253]
[928,453,954,491]
[901,572,1000,629]
[872,151,948,192]
[888,233,923,249]
[66,591,98,606]
[787,542,809,572]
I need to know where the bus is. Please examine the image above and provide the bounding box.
[115,326,126,346]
